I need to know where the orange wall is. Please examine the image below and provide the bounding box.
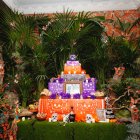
[92,9,140,37]
[27,9,140,38]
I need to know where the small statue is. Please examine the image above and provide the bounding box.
[63,114,70,123]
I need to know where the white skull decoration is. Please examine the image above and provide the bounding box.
[51,113,58,122]
[86,114,95,123]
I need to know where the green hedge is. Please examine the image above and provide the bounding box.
[17,120,127,140]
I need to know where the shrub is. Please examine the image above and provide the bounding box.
[17,120,127,140]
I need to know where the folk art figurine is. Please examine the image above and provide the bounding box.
[62,107,76,126]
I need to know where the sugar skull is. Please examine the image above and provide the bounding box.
[86,114,95,123]
[51,113,58,122]
[69,54,77,61]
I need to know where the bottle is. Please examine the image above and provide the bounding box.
[69,106,75,122]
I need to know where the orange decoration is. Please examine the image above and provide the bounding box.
[38,99,105,122]
[81,69,86,74]
[109,119,117,123]
[64,65,81,74]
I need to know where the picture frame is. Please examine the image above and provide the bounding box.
[96,109,108,122]
[64,81,83,95]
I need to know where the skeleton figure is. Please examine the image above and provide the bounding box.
[86,114,95,123]
[63,114,70,123]
[51,113,58,122]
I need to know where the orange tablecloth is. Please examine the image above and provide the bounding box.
[38,98,105,122]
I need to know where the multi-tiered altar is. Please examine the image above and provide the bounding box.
[38,55,105,122]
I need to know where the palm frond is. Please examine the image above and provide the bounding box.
[128,17,140,33]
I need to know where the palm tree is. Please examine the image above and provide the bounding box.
[0,8,106,103]
[42,10,105,77]
[0,7,49,106]
[107,16,140,77]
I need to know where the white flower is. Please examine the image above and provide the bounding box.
[14,79,18,83]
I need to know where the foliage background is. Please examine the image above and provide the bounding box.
[0,7,139,107]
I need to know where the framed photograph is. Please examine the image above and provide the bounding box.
[64,81,82,95]
[96,109,108,122]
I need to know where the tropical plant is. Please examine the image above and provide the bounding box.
[1,7,139,107]
[0,7,49,102]
[31,43,49,96]
[86,36,110,86]
[42,10,105,76]
[18,74,32,107]
[106,36,140,77]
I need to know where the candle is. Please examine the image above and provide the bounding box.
[49,118,52,122]
[22,117,25,121]
[81,70,86,74]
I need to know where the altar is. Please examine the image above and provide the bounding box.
[38,55,106,122]
[38,98,105,121]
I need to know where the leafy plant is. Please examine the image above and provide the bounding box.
[42,10,104,76]
[126,122,140,140]
[0,7,49,102]
[18,74,32,107]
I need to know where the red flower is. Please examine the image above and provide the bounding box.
[133,108,139,112]
[0,134,3,138]
[127,86,131,89]
[3,126,7,131]
[136,90,140,94]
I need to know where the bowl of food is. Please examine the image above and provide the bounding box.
[36,113,47,121]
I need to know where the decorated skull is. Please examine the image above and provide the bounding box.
[86,114,95,123]
[69,54,77,61]
[51,113,58,122]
